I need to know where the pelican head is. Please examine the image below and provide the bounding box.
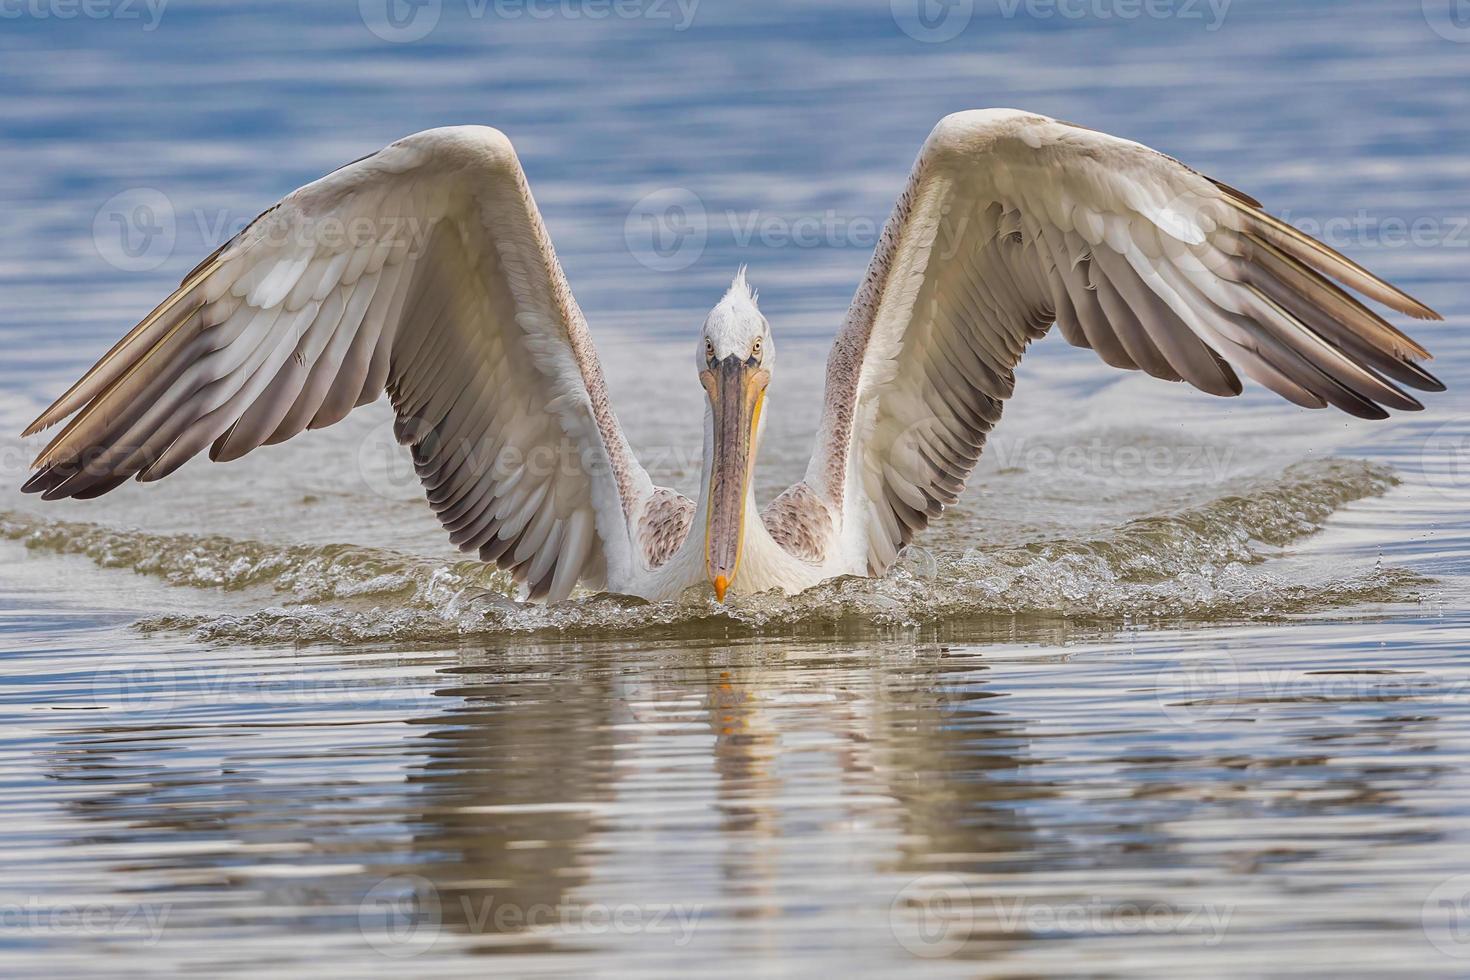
[698,268,773,602]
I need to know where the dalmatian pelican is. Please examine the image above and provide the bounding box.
[21,110,1443,603]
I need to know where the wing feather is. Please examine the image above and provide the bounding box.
[21,126,681,603]
[789,109,1442,575]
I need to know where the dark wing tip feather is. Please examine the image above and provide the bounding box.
[1208,177,1264,210]
[1405,363,1447,392]
[20,467,54,495]
[1211,188,1446,415]
[1228,199,1444,326]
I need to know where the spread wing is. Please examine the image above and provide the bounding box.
[21,126,680,602]
[795,109,1443,576]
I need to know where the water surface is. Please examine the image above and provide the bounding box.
[2,1,1470,975]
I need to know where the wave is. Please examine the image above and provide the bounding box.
[0,458,1427,645]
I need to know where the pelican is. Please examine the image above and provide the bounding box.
[22,110,1444,603]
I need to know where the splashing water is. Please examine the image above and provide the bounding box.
[0,457,1424,644]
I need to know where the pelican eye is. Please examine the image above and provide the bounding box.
[705,339,715,362]
[751,338,762,360]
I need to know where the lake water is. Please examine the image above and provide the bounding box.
[3,0,1470,975]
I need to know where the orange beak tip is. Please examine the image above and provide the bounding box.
[713,576,729,602]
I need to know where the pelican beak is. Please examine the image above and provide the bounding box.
[701,354,767,603]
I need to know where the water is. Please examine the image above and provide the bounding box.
[2,1,1470,975]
